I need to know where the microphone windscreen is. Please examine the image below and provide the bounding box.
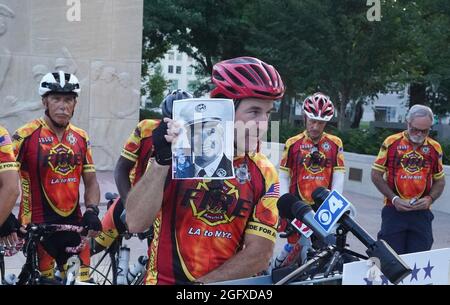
[312,187,330,206]
[277,193,299,219]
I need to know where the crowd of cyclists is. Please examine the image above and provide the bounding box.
[0,56,445,285]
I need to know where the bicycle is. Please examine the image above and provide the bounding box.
[88,192,150,285]
[0,223,92,285]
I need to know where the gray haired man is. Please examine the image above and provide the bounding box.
[371,105,445,254]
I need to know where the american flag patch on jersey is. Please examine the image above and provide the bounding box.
[0,135,12,147]
[265,183,280,198]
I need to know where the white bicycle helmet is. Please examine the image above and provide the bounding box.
[302,92,335,121]
[39,71,80,97]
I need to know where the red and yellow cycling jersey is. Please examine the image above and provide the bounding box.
[372,131,444,206]
[146,153,279,285]
[120,119,160,185]
[12,118,95,225]
[94,120,160,250]
[280,131,345,204]
[0,125,19,173]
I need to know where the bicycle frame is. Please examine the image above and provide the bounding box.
[4,224,88,285]
[89,231,149,285]
[88,193,150,285]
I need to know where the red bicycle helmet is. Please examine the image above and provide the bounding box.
[210,57,285,100]
[302,92,335,121]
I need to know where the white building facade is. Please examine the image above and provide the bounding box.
[157,46,199,92]
[362,90,409,123]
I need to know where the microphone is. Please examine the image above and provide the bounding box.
[312,187,411,285]
[277,193,336,245]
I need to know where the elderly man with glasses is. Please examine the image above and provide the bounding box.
[371,104,446,255]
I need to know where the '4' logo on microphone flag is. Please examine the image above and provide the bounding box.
[313,190,353,233]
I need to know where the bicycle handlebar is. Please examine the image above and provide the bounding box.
[4,224,88,256]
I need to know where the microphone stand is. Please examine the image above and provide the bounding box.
[274,224,368,285]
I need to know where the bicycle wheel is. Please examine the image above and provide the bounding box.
[89,248,116,285]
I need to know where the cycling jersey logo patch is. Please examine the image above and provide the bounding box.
[400,151,426,174]
[189,180,239,226]
[66,132,77,145]
[304,147,326,174]
[421,146,430,154]
[235,164,251,184]
[321,142,331,152]
[48,143,77,176]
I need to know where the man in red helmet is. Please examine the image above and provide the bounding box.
[276,92,345,266]
[126,57,285,284]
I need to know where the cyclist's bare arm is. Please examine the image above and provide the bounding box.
[371,169,397,201]
[114,156,134,201]
[126,162,169,233]
[196,234,274,284]
[82,171,100,208]
[0,170,20,225]
[429,177,445,202]
[126,118,180,233]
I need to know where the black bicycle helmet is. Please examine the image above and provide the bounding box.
[160,89,193,118]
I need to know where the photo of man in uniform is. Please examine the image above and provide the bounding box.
[173,99,234,179]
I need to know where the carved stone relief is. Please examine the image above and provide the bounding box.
[0,1,143,170]
[89,61,140,120]
[89,118,138,170]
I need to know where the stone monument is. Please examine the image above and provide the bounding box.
[0,0,143,170]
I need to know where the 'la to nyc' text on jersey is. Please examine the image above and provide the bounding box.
[280,131,345,204]
[13,118,96,225]
[372,131,444,206]
[146,153,279,284]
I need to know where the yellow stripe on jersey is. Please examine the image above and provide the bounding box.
[20,172,32,225]
[0,162,19,173]
[245,221,277,242]
[372,163,386,172]
[433,171,445,180]
[333,166,346,172]
[121,148,138,162]
[146,213,161,285]
[279,165,289,172]
[83,164,96,173]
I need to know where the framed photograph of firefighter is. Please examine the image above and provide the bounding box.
[172,98,235,180]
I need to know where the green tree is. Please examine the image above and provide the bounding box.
[244,0,413,130]
[142,0,450,127]
[142,0,254,75]
[400,0,450,117]
[144,64,168,108]
[141,0,172,74]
